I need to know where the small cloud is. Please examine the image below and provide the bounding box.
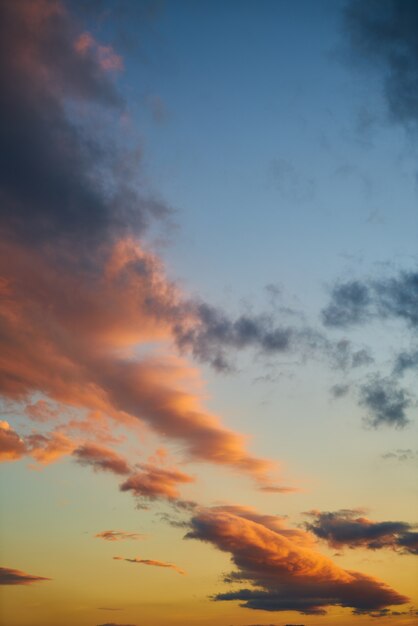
[95,530,145,542]
[73,444,131,476]
[113,555,186,575]
[330,384,350,399]
[359,375,411,429]
[382,449,418,462]
[0,566,51,585]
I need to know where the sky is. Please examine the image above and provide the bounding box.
[0,1,417,625]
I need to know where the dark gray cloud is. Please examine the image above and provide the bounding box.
[393,350,418,376]
[0,1,167,252]
[354,608,418,618]
[322,281,371,328]
[328,339,373,371]
[323,272,418,331]
[174,304,296,371]
[344,0,418,127]
[323,272,417,425]
[359,375,411,428]
[304,509,418,555]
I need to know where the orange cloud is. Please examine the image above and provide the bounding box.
[113,555,186,575]
[0,238,277,486]
[186,505,409,615]
[120,464,195,502]
[0,421,27,461]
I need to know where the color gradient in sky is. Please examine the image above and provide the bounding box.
[0,1,417,626]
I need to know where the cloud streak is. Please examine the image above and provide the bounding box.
[95,530,145,542]
[113,555,186,575]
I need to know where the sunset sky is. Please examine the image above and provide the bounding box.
[0,1,417,625]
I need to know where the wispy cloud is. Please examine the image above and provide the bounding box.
[113,555,186,575]
[95,530,145,542]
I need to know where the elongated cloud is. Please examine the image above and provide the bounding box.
[186,506,408,615]
[113,556,185,575]
[73,443,131,476]
[120,464,195,502]
[304,510,418,555]
[95,530,145,542]
[0,566,50,585]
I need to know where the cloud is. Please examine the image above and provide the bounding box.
[359,375,411,428]
[95,530,145,542]
[185,505,408,615]
[354,608,418,618]
[0,421,27,461]
[113,555,185,575]
[0,1,375,492]
[120,464,195,503]
[393,350,418,376]
[343,0,418,127]
[304,509,418,555]
[0,0,167,249]
[74,32,124,72]
[330,383,350,399]
[322,281,372,328]
[322,271,418,331]
[27,431,77,463]
[382,449,418,462]
[98,620,136,626]
[0,421,76,464]
[73,443,131,475]
[0,236,281,486]
[0,566,50,585]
